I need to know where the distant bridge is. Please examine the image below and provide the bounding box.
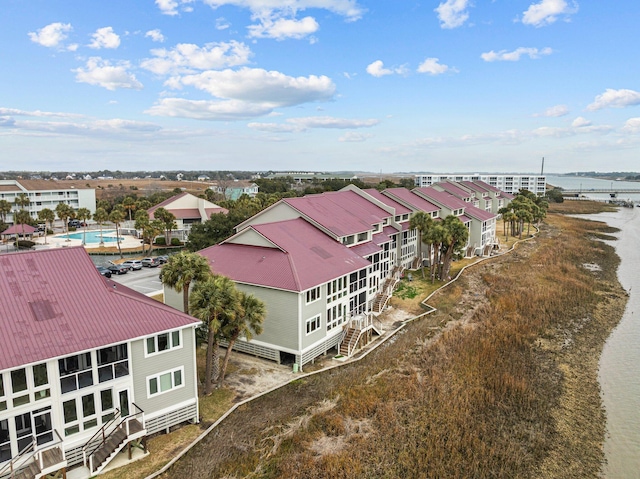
[561,188,640,195]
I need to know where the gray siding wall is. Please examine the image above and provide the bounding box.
[130,326,198,417]
[300,286,327,350]
[164,286,183,312]
[235,284,300,351]
[239,203,301,230]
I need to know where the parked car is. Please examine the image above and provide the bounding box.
[122,259,143,271]
[68,219,82,228]
[107,264,129,275]
[141,257,160,268]
[96,266,112,278]
[156,255,169,264]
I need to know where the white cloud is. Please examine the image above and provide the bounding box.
[622,118,640,133]
[587,89,640,111]
[174,67,335,107]
[216,17,231,30]
[249,116,378,132]
[201,0,365,22]
[146,98,274,120]
[366,60,406,77]
[435,0,471,29]
[417,58,454,75]
[0,116,161,137]
[522,0,578,27]
[141,41,252,75]
[288,116,378,129]
[339,132,372,142]
[145,29,165,42]
[248,122,301,132]
[28,22,76,50]
[535,104,569,117]
[481,47,552,62]
[88,27,121,49]
[74,57,143,91]
[156,0,195,15]
[572,116,591,127]
[248,16,319,40]
[0,108,84,119]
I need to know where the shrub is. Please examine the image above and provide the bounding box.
[171,237,182,246]
[16,240,36,249]
[154,236,167,246]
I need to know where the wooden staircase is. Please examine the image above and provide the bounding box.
[0,433,66,479]
[83,405,146,475]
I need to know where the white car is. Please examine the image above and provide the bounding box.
[122,259,143,271]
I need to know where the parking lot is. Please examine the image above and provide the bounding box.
[108,263,164,296]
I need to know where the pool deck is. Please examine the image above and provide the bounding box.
[33,230,143,251]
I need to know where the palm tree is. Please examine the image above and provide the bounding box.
[14,209,32,243]
[109,207,126,259]
[160,251,211,314]
[218,292,265,386]
[55,203,73,240]
[76,207,92,245]
[37,208,55,244]
[189,274,240,394]
[93,207,109,245]
[428,224,447,283]
[0,199,11,225]
[122,196,136,222]
[440,215,469,281]
[409,211,434,277]
[13,193,30,211]
[154,207,177,245]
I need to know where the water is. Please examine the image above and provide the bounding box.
[547,175,640,203]
[60,229,123,243]
[580,206,640,477]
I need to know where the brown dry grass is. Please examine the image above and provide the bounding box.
[156,203,626,479]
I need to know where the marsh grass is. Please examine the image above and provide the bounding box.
[157,202,625,479]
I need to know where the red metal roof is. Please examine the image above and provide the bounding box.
[362,189,412,215]
[283,190,389,237]
[1,224,37,235]
[434,181,473,200]
[200,218,370,291]
[382,188,439,214]
[416,187,496,222]
[0,247,199,371]
[351,241,382,257]
[148,192,228,220]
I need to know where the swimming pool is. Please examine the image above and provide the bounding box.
[60,230,124,243]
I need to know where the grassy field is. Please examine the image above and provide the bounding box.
[151,200,625,479]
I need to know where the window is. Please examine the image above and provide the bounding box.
[147,368,184,397]
[82,394,97,429]
[327,305,346,331]
[342,235,355,246]
[32,364,50,401]
[63,399,78,436]
[305,287,321,304]
[0,375,5,412]
[357,232,368,242]
[1,419,10,463]
[11,369,29,407]
[59,353,93,394]
[306,315,321,334]
[146,331,181,356]
[98,344,129,382]
[100,389,115,423]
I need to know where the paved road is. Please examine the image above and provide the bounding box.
[110,266,164,295]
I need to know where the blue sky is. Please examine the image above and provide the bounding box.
[1,0,639,174]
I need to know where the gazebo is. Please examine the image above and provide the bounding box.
[1,224,37,245]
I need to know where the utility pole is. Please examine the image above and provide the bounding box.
[540,157,545,175]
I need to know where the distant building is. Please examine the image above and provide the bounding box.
[0,179,96,225]
[147,192,228,240]
[415,174,546,196]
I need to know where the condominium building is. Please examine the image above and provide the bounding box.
[0,180,96,225]
[414,174,546,196]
